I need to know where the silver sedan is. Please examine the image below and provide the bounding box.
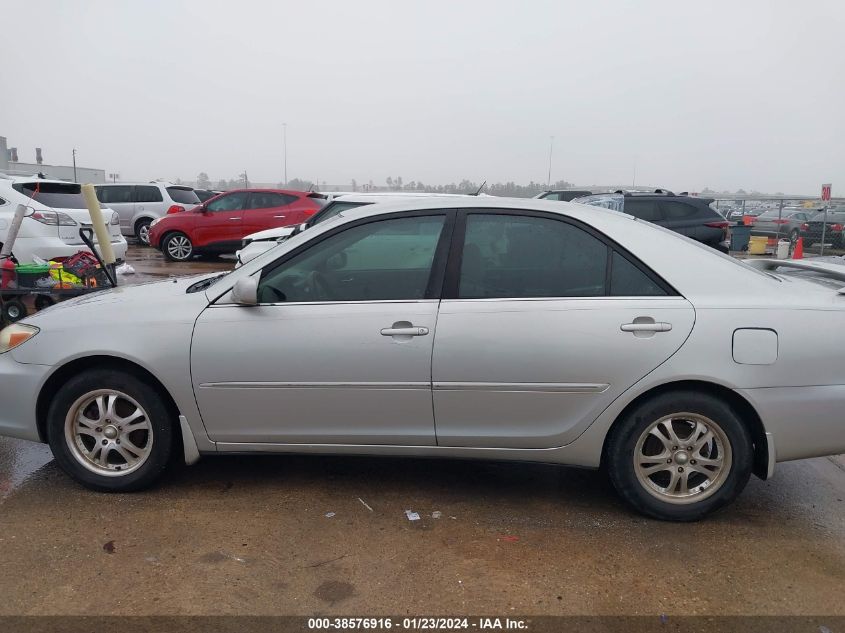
[1,197,844,521]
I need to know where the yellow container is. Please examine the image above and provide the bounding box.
[748,235,767,255]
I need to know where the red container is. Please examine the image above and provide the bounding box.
[1,259,15,289]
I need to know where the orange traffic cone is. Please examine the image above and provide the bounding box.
[792,237,804,259]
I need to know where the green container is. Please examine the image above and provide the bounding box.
[15,263,51,288]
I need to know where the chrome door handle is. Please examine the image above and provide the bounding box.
[228,217,240,221]
[621,322,672,332]
[273,215,286,219]
[380,326,429,337]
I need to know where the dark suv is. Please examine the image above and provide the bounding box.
[534,189,593,202]
[574,190,730,252]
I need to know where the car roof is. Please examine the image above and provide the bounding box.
[330,192,473,203]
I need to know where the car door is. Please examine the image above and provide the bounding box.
[191,211,453,445]
[242,191,297,234]
[431,210,695,449]
[194,191,249,249]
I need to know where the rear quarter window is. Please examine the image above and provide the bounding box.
[623,200,663,222]
[166,187,201,204]
[661,201,703,219]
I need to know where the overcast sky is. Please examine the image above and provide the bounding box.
[2,0,843,193]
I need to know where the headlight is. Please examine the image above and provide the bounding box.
[0,324,39,354]
[111,211,120,225]
[29,211,77,226]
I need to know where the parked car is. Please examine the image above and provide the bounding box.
[803,210,845,249]
[236,193,472,265]
[750,208,812,242]
[574,190,731,252]
[0,176,127,263]
[94,182,201,245]
[534,190,593,201]
[193,189,222,203]
[4,197,845,521]
[148,188,325,261]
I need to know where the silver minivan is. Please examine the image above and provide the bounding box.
[95,182,201,245]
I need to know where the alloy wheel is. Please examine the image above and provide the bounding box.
[138,223,151,245]
[166,235,192,260]
[64,389,154,476]
[633,413,732,505]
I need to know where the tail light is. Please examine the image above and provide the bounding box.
[30,210,77,226]
[833,224,843,232]
[705,221,730,229]
[801,223,809,231]
[167,205,186,215]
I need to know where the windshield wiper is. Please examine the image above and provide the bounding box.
[186,272,228,293]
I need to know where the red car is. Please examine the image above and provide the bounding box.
[149,189,324,261]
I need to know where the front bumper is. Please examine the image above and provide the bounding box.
[0,352,50,443]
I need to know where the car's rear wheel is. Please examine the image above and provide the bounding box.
[47,369,173,491]
[162,232,194,262]
[606,390,752,521]
[135,219,153,246]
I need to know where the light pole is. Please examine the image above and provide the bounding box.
[72,148,77,182]
[547,136,554,188]
[283,123,288,187]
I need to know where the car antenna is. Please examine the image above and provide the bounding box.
[472,180,487,196]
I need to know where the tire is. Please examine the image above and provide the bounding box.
[2,299,27,323]
[606,390,752,521]
[162,232,194,262]
[135,219,153,246]
[46,369,174,492]
[34,295,56,311]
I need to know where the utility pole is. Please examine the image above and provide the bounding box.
[283,123,288,187]
[547,136,554,188]
[72,148,77,182]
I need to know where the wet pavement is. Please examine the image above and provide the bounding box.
[1,244,844,616]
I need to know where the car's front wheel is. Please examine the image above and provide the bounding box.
[162,232,194,262]
[47,369,174,491]
[606,390,752,521]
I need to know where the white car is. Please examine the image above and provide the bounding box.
[236,193,475,266]
[0,176,127,263]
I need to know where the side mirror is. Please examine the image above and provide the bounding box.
[232,277,258,305]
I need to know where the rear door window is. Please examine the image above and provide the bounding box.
[249,192,298,209]
[623,200,663,222]
[661,201,700,220]
[458,214,608,299]
[135,185,163,203]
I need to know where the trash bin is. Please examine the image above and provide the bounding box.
[748,235,767,255]
[730,225,752,252]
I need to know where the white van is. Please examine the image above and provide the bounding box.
[95,182,200,245]
[0,176,127,263]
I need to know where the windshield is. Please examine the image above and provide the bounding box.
[166,187,201,204]
[12,182,89,208]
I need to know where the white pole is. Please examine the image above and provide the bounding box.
[0,204,28,259]
[81,184,116,265]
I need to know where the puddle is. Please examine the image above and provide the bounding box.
[0,437,53,501]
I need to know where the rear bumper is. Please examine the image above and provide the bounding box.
[12,236,128,263]
[0,352,50,443]
[738,385,845,463]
